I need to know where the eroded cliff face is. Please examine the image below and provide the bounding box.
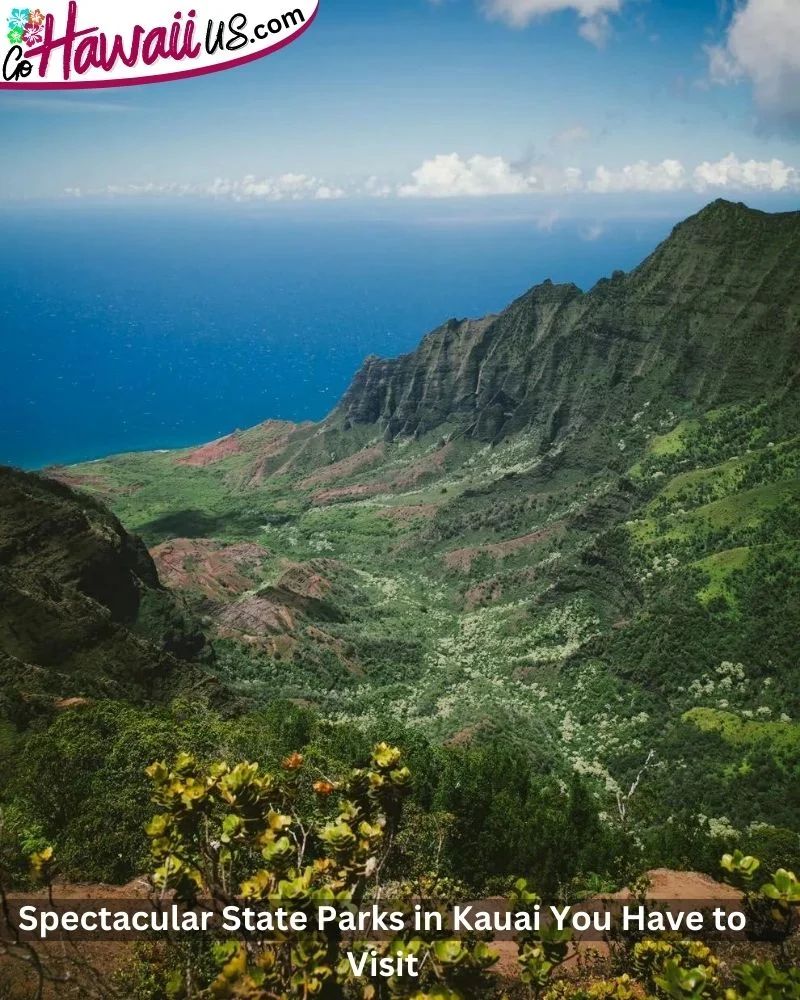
[0,466,210,706]
[333,201,800,451]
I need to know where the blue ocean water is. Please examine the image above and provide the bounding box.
[0,205,675,469]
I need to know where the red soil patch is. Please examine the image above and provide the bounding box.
[443,524,562,573]
[298,444,386,490]
[0,870,752,996]
[46,469,142,498]
[487,869,743,978]
[212,560,339,643]
[391,443,453,488]
[46,469,106,489]
[269,633,299,659]
[247,421,309,486]
[311,483,387,504]
[613,869,741,902]
[216,629,300,659]
[292,442,452,505]
[0,879,152,999]
[378,504,439,523]
[150,539,270,600]
[54,697,92,711]
[444,724,482,747]
[465,579,504,610]
[465,568,538,610]
[217,595,296,636]
[304,626,363,676]
[176,432,243,467]
[278,562,334,599]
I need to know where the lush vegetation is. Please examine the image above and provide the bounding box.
[0,699,629,894]
[3,740,798,999]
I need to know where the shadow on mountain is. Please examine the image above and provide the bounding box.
[137,508,269,544]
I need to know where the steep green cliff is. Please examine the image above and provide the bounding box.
[334,200,800,452]
[0,466,210,713]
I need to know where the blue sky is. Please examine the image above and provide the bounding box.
[1,0,798,206]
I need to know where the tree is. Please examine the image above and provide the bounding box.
[143,743,498,998]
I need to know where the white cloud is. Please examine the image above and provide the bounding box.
[693,152,796,191]
[103,182,194,197]
[398,153,533,197]
[481,0,624,46]
[397,151,799,197]
[80,174,345,202]
[314,185,345,201]
[707,0,800,128]
[63,152,800,205]
[706,42,739,85]
[588,159,687,193]
[397,154,587,197]
[221,173,345,201]
[578,10,611,45]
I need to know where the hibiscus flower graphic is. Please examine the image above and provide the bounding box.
[27,6,44,25]
[22,21,41,44]
[6,7,30,30]
[7,25,23,44]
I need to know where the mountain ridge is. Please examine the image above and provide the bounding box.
[331,199,800,456]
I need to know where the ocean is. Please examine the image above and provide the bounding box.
[0,203,677,469]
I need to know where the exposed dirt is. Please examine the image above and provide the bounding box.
[176,432,244,467]
[391,443,453,488]
[444,724,483,747]
[298,444,386,490]
[278,561,335,599]
[45,469,142,497]
[613,868,741,901]
[304,626,363,676]
[216,594,296,636]
[149,539,270,600]
[491,868,743,977]
[54,697,92,711]
[246,421,308,486]
[465,568,540,610]
[0,880,151,999]
[443,524,562,573]
[208,561,367,673]
[465,578,505,609]
[311,483,387,504]
[43,469,100,489]
[213,560,340,642]
[378,504,440,523]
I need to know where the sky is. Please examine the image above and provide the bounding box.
[0,0,799,209]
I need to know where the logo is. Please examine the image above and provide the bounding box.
[2,0,318,88]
